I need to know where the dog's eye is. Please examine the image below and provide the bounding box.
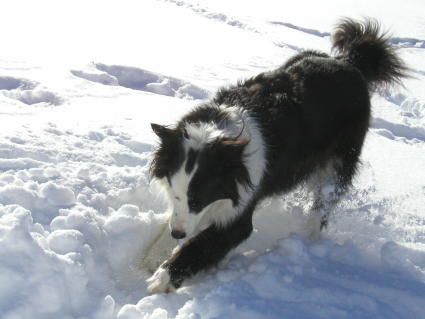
[175,196,180,201]
[188,200,200,211]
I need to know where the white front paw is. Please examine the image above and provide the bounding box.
[147,266,175,294]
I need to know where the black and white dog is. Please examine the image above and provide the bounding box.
[147,18,407,293]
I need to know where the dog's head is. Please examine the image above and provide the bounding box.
[150,122,252,239]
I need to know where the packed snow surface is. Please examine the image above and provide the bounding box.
[1,0,425,318]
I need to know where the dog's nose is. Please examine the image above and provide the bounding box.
[171,229,186,239]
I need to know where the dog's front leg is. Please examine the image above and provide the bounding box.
[147,213,253,294]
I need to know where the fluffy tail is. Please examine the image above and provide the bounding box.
[332,18,408,89]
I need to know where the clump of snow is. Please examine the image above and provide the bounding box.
[0,76,36,90]
[3,88,63,106]
[0,75,62,106]
[0,158,44,170]
[47,229,85,254]
[40,182,76,206]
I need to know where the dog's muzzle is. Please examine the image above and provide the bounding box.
[171,229,186,239]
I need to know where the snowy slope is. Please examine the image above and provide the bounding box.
[1,0,425,318]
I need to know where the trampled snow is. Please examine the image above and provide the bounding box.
[0,0,424,318]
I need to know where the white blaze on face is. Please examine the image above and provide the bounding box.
[167,160,204,237]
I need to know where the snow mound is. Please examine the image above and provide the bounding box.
[71,63,210,100]
[0,76,36,90]
[0,76,62,106]
[0,202,169,319]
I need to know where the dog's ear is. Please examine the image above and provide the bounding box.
[151,123,176,141]
[221,138,249,149]
[218,138,249,161]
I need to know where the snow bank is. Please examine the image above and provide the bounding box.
[0,201,169,319]
[0,125,174,318]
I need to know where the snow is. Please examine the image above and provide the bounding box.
[1,0,425,318]
[71,64,209,100]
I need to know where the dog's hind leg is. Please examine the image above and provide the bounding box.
[307,118,366,238]
[306,164,338,238]
[307,156,358,238]
[311,172,345,232]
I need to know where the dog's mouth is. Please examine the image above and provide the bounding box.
[171,229,186,239]
[169,199,233,241]
[169,206,213,240]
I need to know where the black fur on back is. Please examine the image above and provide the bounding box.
[332,18,408,89]
[215,49,373,198]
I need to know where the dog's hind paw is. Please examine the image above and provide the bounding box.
[147,266,176,294]
[306,213,323,240]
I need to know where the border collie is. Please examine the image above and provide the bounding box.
[147,18,407,293]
